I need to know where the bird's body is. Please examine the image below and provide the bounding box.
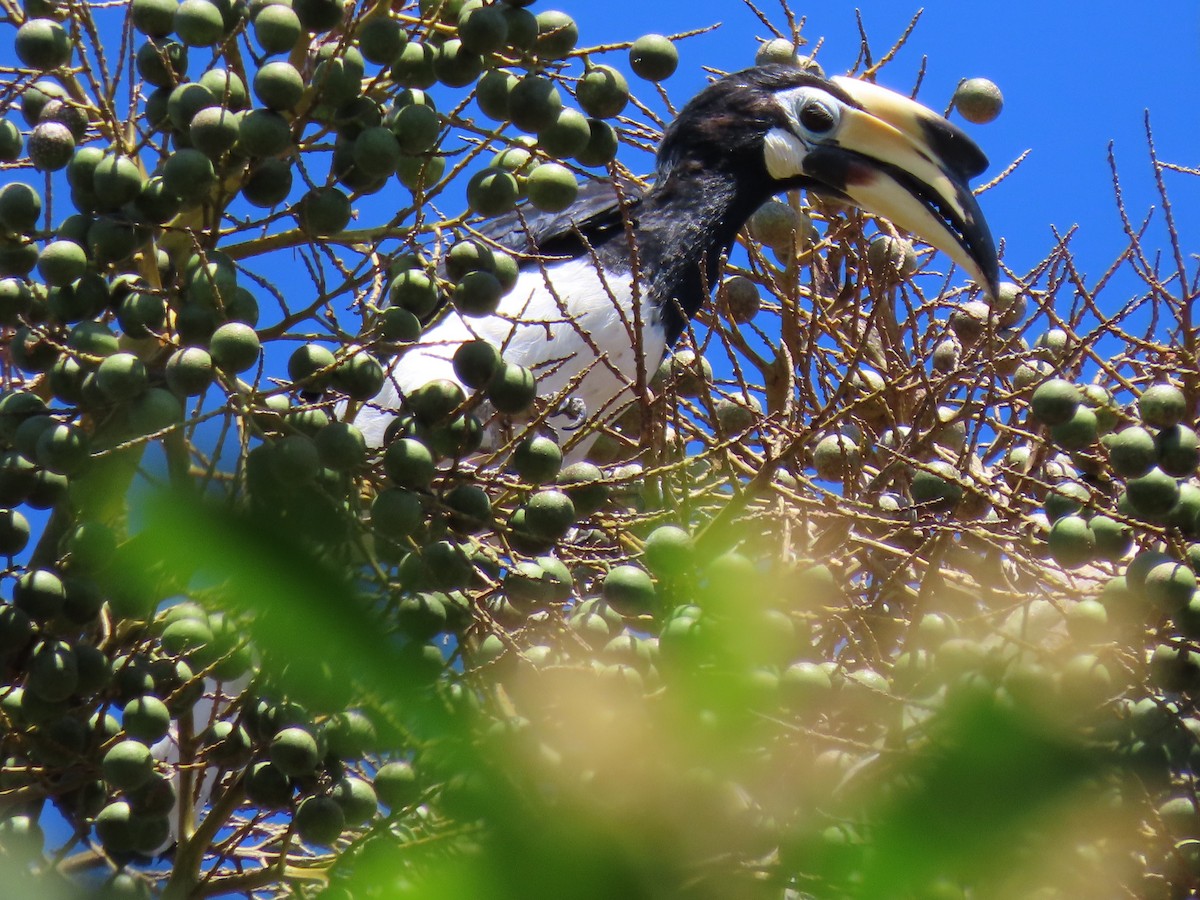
[352,66,998,452]
[356,257,649,448]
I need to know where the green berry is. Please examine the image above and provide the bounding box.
[534,9,577,59]
[269,726,321,777]
[1126,466,1180,518]
[525,162,577,212]
[522,489,576,540]
[486,363,536,414]
[602,564,656,615]
[512,435,562,484]
[1030,378,1081,426]
[452,340,500,389]
[122,695,171,742]
[643,525,693,578]
[953,77,1003,124]
[1139,382,1187,428]
[1105,426,1157,479]
[297,187,351,236]
[15,18,71,70]
[295,794,345,845]
[629,34,678,81]
[174,0,226,46]
[1047,515,1095,568]
[102,739,155,791]
[383,437,435,489]
[0,183,42,234]
[467,167,519,216]
[208,322,261,373]
[576,64,629,119]
[508,74,562,133]
[910,460,962,509]
[253,3,302,53]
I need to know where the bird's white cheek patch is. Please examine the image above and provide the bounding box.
[764,127,807,180]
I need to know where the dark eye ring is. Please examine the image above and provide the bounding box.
[799,101,836,134]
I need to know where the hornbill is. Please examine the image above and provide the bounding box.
[351,65,997,452]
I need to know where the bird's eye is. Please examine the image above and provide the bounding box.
[799,100,837,134]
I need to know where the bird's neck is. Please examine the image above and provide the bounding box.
[634,164,773,344]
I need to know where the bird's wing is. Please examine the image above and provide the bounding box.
[465,174,647,265]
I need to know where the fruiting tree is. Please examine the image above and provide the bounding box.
[0,0,1198,898]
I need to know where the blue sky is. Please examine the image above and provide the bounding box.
[571,0,1200,292]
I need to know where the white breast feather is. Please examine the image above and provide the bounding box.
[353,258,666,449]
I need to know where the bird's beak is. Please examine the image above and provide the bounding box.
[780,77,999,294]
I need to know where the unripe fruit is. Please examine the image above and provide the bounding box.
[458,3,508,54]
[254,61,305,110]
[433,39,483,88]
[174,0,226,47]
[1156,424,1200,478]
[96,352,149,401]
[512,435,562,484]
[37,240,87,287]
[537,107,590,158]
[576,65,629,119]
[372,488,422,540]
[387,268,439,318]
[238,109,292,157]
[383,437,435,489]
[331,775,378,825]
[534,9,577,59]
[298,187,351,236]
[269,726,321,777]
[602,564,656,615]
[409,379,465,425]
[391,41,437,89]
[209,322,261,373]
[1105,425,1157,478]
[525,162,577,212]
[575,119,618,167]
[1139,382,1187,428]
[254,4,303,53]
[1125,466,1180,518]
[812,433,860,481]
[0,183,42,234]
[357,15,405,65]
[467,167,519,216]
[452,340,501,389]
[288,343,337,390]
[162,147,215,204]
[245,761,292,807]
[295,795,345,845]
[557,461,607,516]
[910,460,963,509]
[629,34,678,81]
[15,19,71,70]
[643,525,693,578]
[166,347,215,396]
[486,363,536,414]
[1047,515,1095,568]
[102,739,155,791]
[315,422,366,470]
[453,270,503,316]
[374,760,419,809]
[1030,378,1081,426]
[953,77,1003,124]
[522,489,576,540]
[122,695,171,742]
[508,74,562,133]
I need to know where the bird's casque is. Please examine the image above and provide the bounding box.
[350,64,998,454]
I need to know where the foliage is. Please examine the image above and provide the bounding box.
[0,0,1198,898]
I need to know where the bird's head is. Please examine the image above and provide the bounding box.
[657,65,998,293]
